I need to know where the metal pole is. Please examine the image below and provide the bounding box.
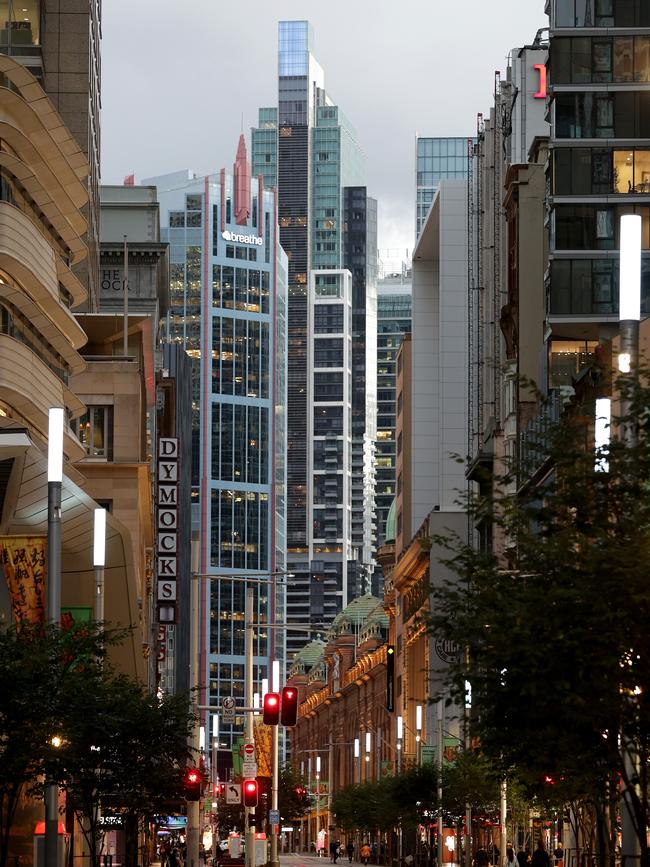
[500,780,507,867]
[187,543,200,867]
[328,743,334,835]
[123,235,129,357]
[270,723,280,867]
[437,701,444,867]
[45,406,63,867]
[245,586,255,867]
[94,565,104,622]
[315,769,320,856]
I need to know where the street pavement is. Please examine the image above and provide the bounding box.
[280,856,359,867]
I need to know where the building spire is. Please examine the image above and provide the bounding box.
[233,133,251,226]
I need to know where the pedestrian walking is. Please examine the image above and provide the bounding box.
[360,843,371,866]
[506,848,517,867]
[531,841,550,867]
[553,844,564,867]
[474,848,489,867]
[347,842,354,863]
[516,848,531,867]
[331,840,339,863]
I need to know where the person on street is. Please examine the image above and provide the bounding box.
[347,842,355,863]
[360,843,371,865]
[553,844,564,867]
[531,841,550,867]
[506,848,517,867]
[474,848,490,867]
[331,840,339,863]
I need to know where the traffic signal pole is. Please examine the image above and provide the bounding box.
[245,586,255,867]
[270,723,280,867]
[188,545,201,867]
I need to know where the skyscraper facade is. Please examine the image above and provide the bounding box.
[145,140,287,746]
[415,137,469,240]
[375,271,411,549]
[252,21,377,656]
[547,0,650,388]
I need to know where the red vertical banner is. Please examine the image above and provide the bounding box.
[0,536,47,627]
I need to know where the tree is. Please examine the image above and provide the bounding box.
[278,766,311,823]
[0,623,118,867]
[427,374,650,866]
[55,672,194,867]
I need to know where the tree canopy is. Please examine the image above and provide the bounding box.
[427,374,650,862]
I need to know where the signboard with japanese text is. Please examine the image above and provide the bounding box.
[0,536,46,627]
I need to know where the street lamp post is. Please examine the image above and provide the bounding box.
[45,407,63,867]
[396,715,403,774]
[416,704,423,766]
[364,731,371,781]
[619,213,642,863]
[354,738,360,783]
[93,508,106,622]
[315,756,321,855]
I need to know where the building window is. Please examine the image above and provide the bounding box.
[169,211,185,227]
[75,406,113,459]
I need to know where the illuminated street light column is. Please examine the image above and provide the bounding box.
[270,660,281,867]
[436,701,443,867]
[416,704,423,766]
[620,214,642,862]
[365,731,371,781]
[45,407,63,867]
[93,508,106,622]
[396,716,403,774]
[354,737,360,783]
[618,213,642,446]
[245,585,255,867]
[315,756,321,854]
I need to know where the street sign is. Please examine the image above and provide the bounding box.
[244,741,255,757]
[269,810,280,826]
[242,760,258,777]
[222,696,236,723]
[226,783,241,805]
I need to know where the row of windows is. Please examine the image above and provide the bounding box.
[212,266,270,314]
[549,257,650,316]
[314,439,343,470]
[314,304,344,333]
[313,474,343,504]
[314,371,344,402]
[555,204,650,250]
[314,337,343,367]
[211,317,270,398]
[210,490,269,571]
[555,0,650,27]
[553,148,650,195]
[211,403,269,485]
[224,244,258,262]
[553,36,650,84]
[417,138,467,158]
[313,509,343,539]
[417,166,467,185]
[556,92,650,139]
[314,405,344,435]
[0,302,69,384]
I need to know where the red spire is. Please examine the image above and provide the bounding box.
[233,133,251,226]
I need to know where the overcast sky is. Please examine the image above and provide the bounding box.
[101,0,546,259]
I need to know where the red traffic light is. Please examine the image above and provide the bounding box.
[184,767,201,801]
[281,686,298,726]
[243,779,259,807]
[263,692,281,726]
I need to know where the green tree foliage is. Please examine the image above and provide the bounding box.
[278,765,311,822]
[0,623,194,867]
[427,375,650,864]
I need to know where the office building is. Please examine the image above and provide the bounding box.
[415,137,469,240]
[252,21,377,656]
[547,2,650,389]
[144,138,288,746]
[0,0,102,309]
[375,266,411,549]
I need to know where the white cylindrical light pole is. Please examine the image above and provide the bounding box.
[315,755,321,854]
[416,704,423,765]
[261,677,269,699]
[93,507,106,622]
[272,658,280,693]
[619,213,642,861]
[45,407,64,867]
[354,737,360,783]
[396,716,403,774]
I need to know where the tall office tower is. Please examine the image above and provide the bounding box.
[252,21,376,657]
[375,264,411,551]
[547,1,650,389]
[0,1,102,308]
[144,139,288,748]
[415,137,469,240]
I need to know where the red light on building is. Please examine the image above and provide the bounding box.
[534,64,547,99]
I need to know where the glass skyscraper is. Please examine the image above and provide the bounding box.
[252,21,377,657]
[375,271,411,549]
[144,140,287,747]
[415,136,469,239]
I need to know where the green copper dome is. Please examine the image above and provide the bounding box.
[287,638,326,678]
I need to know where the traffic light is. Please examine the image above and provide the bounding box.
[386,645,395,712]
[263,691,281,725]
[280,686,298,726]
[243,779,259,807]
[184,767,201,802]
